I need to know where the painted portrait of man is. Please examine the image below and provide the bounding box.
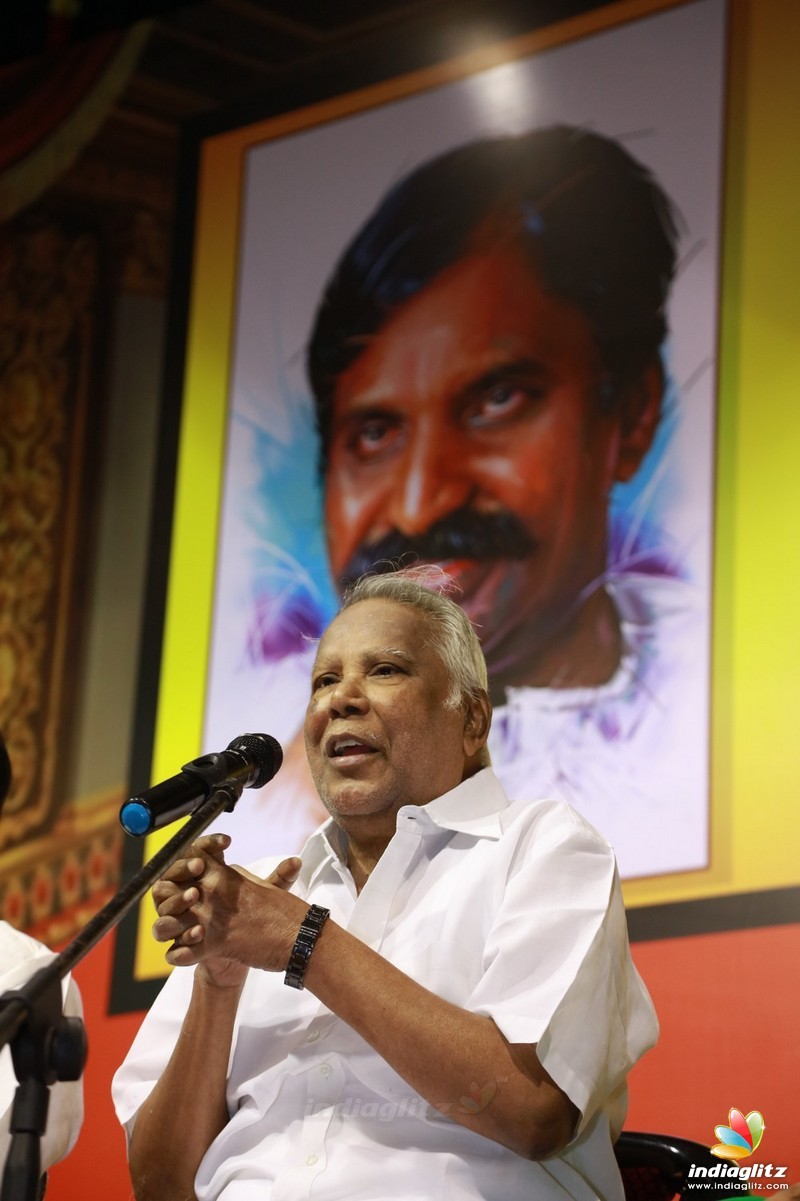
[200,0,726,880]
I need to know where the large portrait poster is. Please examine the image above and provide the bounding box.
[123,0,735,993]
[206,0,724,869]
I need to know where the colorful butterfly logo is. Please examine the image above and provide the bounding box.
[711,1109,765,1160]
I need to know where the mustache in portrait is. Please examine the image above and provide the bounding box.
[337,505,536,590]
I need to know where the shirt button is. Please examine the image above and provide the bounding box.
[307,1029,320,1042]
[306,1154,319,1167]
[319,1063,331,1078]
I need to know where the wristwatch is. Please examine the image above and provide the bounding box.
[284,904,330,989]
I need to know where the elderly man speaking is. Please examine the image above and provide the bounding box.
[113,571,657,1201]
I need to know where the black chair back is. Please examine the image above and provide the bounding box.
[615,1131,748,1201]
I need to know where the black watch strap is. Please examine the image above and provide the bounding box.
[284,904,330,989]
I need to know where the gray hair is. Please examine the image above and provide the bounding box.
[340,567,491,765]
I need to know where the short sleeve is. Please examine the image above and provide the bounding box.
[112,852,288,1140]
[466,803,658,1134]
[112,965,197,1139]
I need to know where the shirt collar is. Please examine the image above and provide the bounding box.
[410,767,508,839]
[297,767,508,881]
[297,817,348,883]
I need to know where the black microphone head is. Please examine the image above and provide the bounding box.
[226,733,283,789]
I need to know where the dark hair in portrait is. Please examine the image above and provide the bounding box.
[308,124,680,472]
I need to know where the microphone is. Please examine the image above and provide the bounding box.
[119,733,283,836]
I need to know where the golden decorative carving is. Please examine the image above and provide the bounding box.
[0,788,124,945]
[0,216,100,853]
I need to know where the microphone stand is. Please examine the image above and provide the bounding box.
[0,782,243,1201]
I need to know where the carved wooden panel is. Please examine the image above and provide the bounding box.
[0,215,102,854]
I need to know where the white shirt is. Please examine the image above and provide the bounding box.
[491,573,710,878]
[204,573,708,880]
[0,923,84,1172]
[113,769,657,1201]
